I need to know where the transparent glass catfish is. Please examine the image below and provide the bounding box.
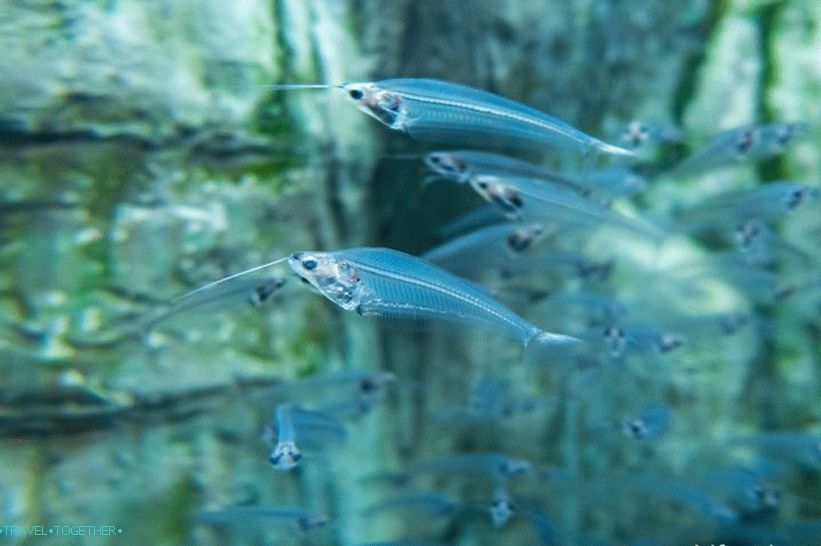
[174,247,579,348]
[421,222,549,276]
[664,122,808,178]
[362,490,461,518]
[271,79,635,158]
[262,403,347,471]
[425,150,647,200]
[619,404,672,440]
[465,173,665,241]
[424,150,585,192]
[199,505,330,533]
[289,247,579,348]
[673,181,818,232]
[365,452,532,486]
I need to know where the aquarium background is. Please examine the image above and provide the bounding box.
[1,0,820,545]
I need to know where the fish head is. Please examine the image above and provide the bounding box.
[248,277,287,307]
[733,127,760,157]
[471,176,524,219]
[289,251,364,311]
[489,488,514,527]
[359,371,395,394]
[781,184,817,210]
[734,218,763,248]
[749,483,782,509]
[621,418,649,439]
[603,326,626,357]
[342,82,406,129]
[297,514,329,532]
[269,440,301,470]
[506,223,544,253]
[657,332,684,353]
[576,259,614,283]
[424,152,470,182]
[621,120,650,148]
[499,458,531,477]
[769,122,806,150]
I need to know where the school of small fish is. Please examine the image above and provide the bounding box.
[159,79,820,544]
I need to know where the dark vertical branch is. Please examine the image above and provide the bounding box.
[739,1,790,432]
[670,0,729,126]
[754,0,788,180]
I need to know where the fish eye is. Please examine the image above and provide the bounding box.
[302,258,318,270]
[477,180,489,190]
[269,453,280,465]
[292,452,302,462]
[349,88,364,100]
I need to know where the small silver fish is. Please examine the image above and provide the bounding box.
[421,223,548,278]
[172,247,579,348]
[199,505,330,532]
[619,404,671,440]
[404,452,531,484]
[675,181,818,232]
[273,369,395,411]
[363,490,460,518]
[263,404,346,470]
[149,275,287,329]
[734,217,813,266]
[466,173,664,241]
[667,122,807,177]
[275,79,635,157]
[288,247,579,348]
[616,120,682,150]
[265,403,301,470]
[628,474,739,522]
[701,467,785,512]
[489,486,515,527]
[425,150,585,192]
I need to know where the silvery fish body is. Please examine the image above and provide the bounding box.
[675,181,818,231]
[619,404,672,440]
[421,222,547,275]
[267,403,301,470]
[343,78,635,157]
[265,404,346,470]
[489,485,515,527]
[363,490,460,517]
[734,217,814,267]
[146,275,286,329]
[667,122,808,177]
[425,149,585,191]
[404,452,532,484]
[615,120,682,150]
[466,173,664,241]
[288,247,578,347]
[199,505,329,532]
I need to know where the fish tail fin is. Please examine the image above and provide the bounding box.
[523,330,581,367]
[596,141,638,159]
[527,330,582,348]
